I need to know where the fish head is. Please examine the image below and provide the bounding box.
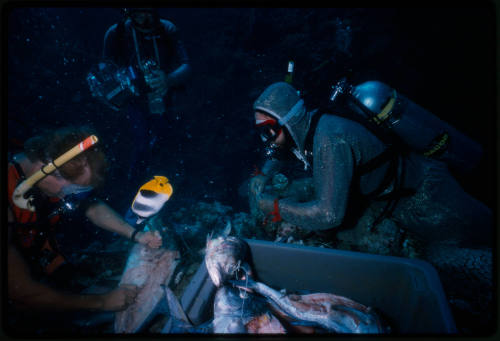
[228,277,257,292]
[205,236,250,287]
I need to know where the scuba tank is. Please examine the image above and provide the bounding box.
[329,78,484,174]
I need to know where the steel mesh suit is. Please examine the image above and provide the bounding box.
[252,82,491,248]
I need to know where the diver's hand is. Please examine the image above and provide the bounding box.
[100,284,138,311]
[257,193,276,213]
[249,175,268,219]
[148,69,169,97]
[249,175,268,199]
[136,230,162,249]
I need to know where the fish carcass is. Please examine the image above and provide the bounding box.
[204,235,250,287]
[114,244,180,333]
[231,278,387,334]
[213,285,286,334]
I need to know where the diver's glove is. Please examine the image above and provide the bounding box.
[258,193,280,218]
[249,174,270,220]
[249,174,268,199]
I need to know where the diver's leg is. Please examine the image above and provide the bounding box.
[392,160,492,248]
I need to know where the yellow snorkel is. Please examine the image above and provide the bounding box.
[12,135,99,211]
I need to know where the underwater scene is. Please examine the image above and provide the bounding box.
[5,5,497,337]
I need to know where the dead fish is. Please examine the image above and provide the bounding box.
[114,244,180,333]
[213,286,254,333]
[213,285,286,334]
[245,312,287,334]
[204,235,250,287]
[230,278,386,334]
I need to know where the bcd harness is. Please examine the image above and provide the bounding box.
[307,99,417,229]
[113,18,165,71]
[8,161,66,276]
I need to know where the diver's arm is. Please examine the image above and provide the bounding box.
[250,158,283,200]
[261,158,283,179]
[165,63,191,87]
[85,200,137,239]
[84,201,162,248]
[161,19,191,87]
[7,211,135,312]
[8,244,104,311]
[259,133,352,230]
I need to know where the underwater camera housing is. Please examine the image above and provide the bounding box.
[87,61,138,111]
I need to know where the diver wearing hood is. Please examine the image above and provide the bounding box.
[249,82,492,248]
[103,8,191,94]
[102,8,191,185]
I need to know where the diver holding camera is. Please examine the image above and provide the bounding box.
[89,8,190,185]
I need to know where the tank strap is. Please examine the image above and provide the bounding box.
[131,27,143,68]
[354,146,400,200]
[356,146,397,176]
[152,35,161,68]
[371,90,397,125]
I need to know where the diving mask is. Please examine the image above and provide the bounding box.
[60,183,94,198]
[256,118,283,144]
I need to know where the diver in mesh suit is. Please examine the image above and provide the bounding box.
[249,81,492,249]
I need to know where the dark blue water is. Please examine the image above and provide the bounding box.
[6,3,496,284]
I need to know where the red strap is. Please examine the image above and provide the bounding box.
[256,118,277,127]
[269,198,282,222]
[262,198,282,225]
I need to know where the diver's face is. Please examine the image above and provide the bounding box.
[36,162,92,198]
[255,112,286,146]
[131,12,154,31]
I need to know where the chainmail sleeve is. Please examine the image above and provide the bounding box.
[278,122,353,230]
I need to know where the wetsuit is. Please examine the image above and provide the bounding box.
[103,18,190,185]
[254,82,492,248]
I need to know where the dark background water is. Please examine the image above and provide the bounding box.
[4,5,498,335]
[6,6,496,225]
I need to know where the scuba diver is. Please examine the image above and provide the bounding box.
[6,126,162,333]
[249,81,492,249]
[100,7,191,185]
